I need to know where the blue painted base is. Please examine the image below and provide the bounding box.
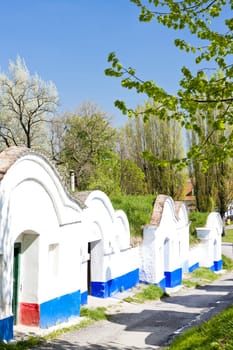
[164,268,182,288]
[209,264,215,272]
[40,290,81,328]
[189,262,199,273]
[81,291,88,305]
[214,260,222,271]
[158,277,166,290]
[91,268,139,298]
[0,316,13,342]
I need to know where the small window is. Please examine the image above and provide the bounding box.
[48,244,59,279]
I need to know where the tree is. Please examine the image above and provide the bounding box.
[0,56,58,149]
[87,151,122,195]
[119,102,187,198]
[120,159,147,194]
[87,152,147,196]
[105,0,233,166]
[57,102,116,191]
[187,89,233,215]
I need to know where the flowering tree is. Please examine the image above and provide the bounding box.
[0,56,59,149]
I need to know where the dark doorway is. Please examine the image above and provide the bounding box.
[87,242,91,294]
[12,243,21,325]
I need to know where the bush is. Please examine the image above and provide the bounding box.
[189,211,209,244]
[110,194,155,237]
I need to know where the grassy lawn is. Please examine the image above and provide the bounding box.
[222,228,233,242]
[167,305,233,349]
[110,194,155,237]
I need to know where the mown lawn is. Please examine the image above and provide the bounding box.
[222,228,233,242]
[167,305,233,350]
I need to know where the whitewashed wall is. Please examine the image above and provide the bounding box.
[140,195,223,291]
[79,190,139,299]
[0,147,224,342]
[190,212,223,271]
[140,195,190,290]
[0,148,84,341]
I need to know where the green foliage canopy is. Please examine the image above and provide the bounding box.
[59,111,115,190]
[105,0,233,166]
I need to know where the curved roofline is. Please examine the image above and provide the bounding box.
[149,194,178,227]
[0,146,84,209]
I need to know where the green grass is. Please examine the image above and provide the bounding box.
[168,305,233,349]
[0,337,43,349]
[110,194,155,237]
[124,284,167,303]
[182,279,198,288]
[191,267,218,282]
[110,196,210,243]
[182,267,220,288]
[222,254,233,271]
[80,306,107,321]
[222,229,233,243]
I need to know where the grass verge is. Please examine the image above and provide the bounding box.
[80,306,108,321]
[222,254,233,271]
[168,305,233,349]
[222,228,233,242]
[182,267,220,288]
[110,194,155,237]
[124,284,168,303]
[0,337,43,350]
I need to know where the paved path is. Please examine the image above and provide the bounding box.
[26,269,233,350]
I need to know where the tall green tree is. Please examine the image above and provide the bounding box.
[87,152,121,195]
[0,56,58,149]
[187,83,233,215]
[56,102,116,191]
[87,153,147,195]
[119,102,187,198]
[105,0,233,166]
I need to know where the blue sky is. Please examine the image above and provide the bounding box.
[0,1,224,126]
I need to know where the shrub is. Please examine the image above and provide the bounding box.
[110,194,155,237]
[189,211,209,244]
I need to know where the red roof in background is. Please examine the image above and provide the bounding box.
[184,179,195,203]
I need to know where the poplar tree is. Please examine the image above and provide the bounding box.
[120,102,187,198]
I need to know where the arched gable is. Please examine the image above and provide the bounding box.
[206,212,223,237]
[0,147,83,250]
[174,201,189,229]
[77,190,130,251]
[150,194,178,229]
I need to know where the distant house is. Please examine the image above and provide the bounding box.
[184,178,196,211]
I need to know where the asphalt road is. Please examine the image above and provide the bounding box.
[28,269,233,350]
